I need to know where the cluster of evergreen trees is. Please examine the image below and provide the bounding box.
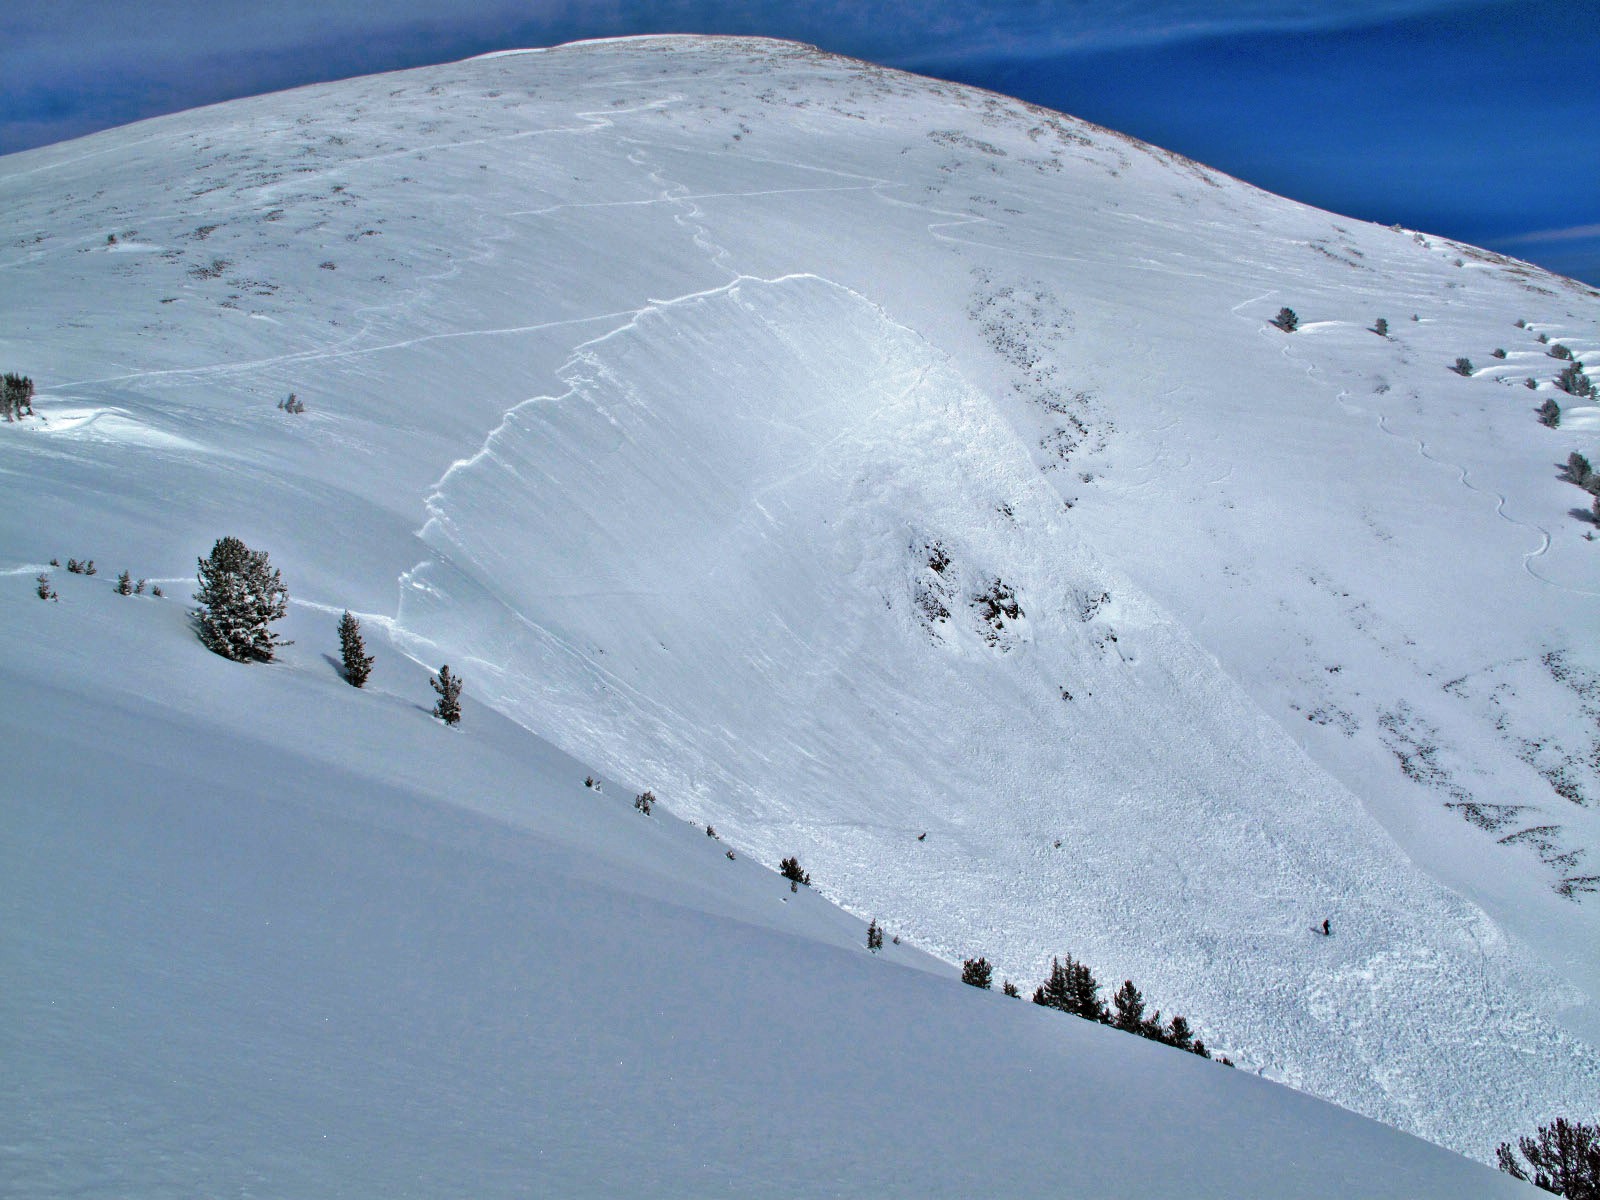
[960,949,1228,1064]
[191,536,462,723]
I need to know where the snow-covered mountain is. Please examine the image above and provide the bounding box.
[3,34,1596,1189]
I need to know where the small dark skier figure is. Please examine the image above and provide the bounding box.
[1320,917,1332,937]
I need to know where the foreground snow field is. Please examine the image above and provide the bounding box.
[1,35,1596,1184]
[2,583,1531,1198]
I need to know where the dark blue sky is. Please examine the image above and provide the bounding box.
[4,1,1597,282]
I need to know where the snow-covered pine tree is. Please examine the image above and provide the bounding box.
[431,664,463,724]
[115,570,132,595]
[1272,307,1298,332]
[337,610,373,687]
[194,536,290,662]
[867,919,884,952]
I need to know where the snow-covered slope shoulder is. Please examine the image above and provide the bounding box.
[3,33,1597,1174]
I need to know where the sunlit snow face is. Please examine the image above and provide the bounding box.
[8,0,1597,283]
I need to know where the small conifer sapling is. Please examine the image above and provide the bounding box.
[115,570,132,595]
[1272,307,1298,333]
[431,664,463,724]
[867,919,884,953]
[1372,317,1388,337]
[1451,357,1474,377]
[337,610,374,687]
[1539,398,1563,428]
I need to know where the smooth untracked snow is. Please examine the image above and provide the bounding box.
[2,34,1596,1175]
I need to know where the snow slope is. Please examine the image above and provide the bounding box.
[2,34,1597,1168]
[1,576,1525,1197]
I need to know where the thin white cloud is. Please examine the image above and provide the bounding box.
[885,0,1505,62]
[1496,224,1600,246]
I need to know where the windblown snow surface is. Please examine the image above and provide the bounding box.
[2,34,1597,1188]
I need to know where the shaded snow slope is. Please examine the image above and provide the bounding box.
[3,34,1598,1163]
[1,581,1526,1198]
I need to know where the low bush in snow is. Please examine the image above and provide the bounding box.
[1557,363,1596,399]
[2,373,35,421]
